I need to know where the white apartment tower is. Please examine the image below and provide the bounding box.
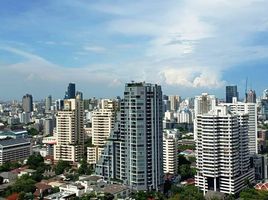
[54,97,84,163]
[96,82,163,191]
[118,82,163,191]
[195,106,254,195]
[163,130,178,174]
[221,97,258,155]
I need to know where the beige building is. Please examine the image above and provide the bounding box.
[87,146,104,164]
[54,98,84,163]
[87,99,116,164]
[163,130,178,174]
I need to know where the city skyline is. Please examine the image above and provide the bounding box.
[1,0,268,100]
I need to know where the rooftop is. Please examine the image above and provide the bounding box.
[0,138,30,147]
[100,184,129,194]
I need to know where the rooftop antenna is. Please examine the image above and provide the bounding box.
[245,77,248,103]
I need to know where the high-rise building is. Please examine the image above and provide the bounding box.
[45,95,52,112]
[246,89,257,103]
[22,94,33,112]
[195,106,255,195]
[221,98,258,155]
[226,85,239,103]
[96,82,163,191]
[163,130,178,175]
[54,97,84,162]
[87,99,116,164]
[65,83,76,99]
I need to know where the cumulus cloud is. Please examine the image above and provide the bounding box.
[159,67,225,88]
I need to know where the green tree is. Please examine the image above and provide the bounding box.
[27,154,44,169]
[54,160,71,175]
[178,155,191,166]
[12,174,36,193]
[179,164,196,181]
[27,127,39,136]
[240,188,268,200]
[0,161,22,172]
[169,185,205,200]
[78,159,93,175]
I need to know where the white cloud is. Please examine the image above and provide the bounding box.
[159,67,225,88]
[83,45,107,53]
[0,47,122,86]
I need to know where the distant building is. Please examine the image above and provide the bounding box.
[65,83,76,99]
[0,138,31,165]
[76,91,83,100]
[226,85,239,103]
[194,93,216,140]
[19,112,31,124]
[168,95,181,111]
[246,89,257,103]
[22,94,33,112]
[44,118,53,135]
[194,93,216,116]
[45,95,52,112]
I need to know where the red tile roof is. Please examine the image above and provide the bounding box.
[255,183,268,191]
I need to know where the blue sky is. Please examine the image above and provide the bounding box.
[0,0,268,100]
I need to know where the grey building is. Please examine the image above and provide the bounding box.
[246,89,257,103]
[96,82,163,191]
[22,94,33,112]
[45,95,52,112]
[0,138,31,165]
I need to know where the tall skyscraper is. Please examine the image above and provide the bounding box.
[226,85,239,103]
[221,98,258,155]
[96,82,163,191]
[195,106,255,195]
[65,83,76,99]
[246,89,256,103]
[22,94,33,112]
[54,97,84,162]
[45,95,52,112]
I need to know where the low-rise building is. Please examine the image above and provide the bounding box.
[0,138,31,165]
[59,183,85,197]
